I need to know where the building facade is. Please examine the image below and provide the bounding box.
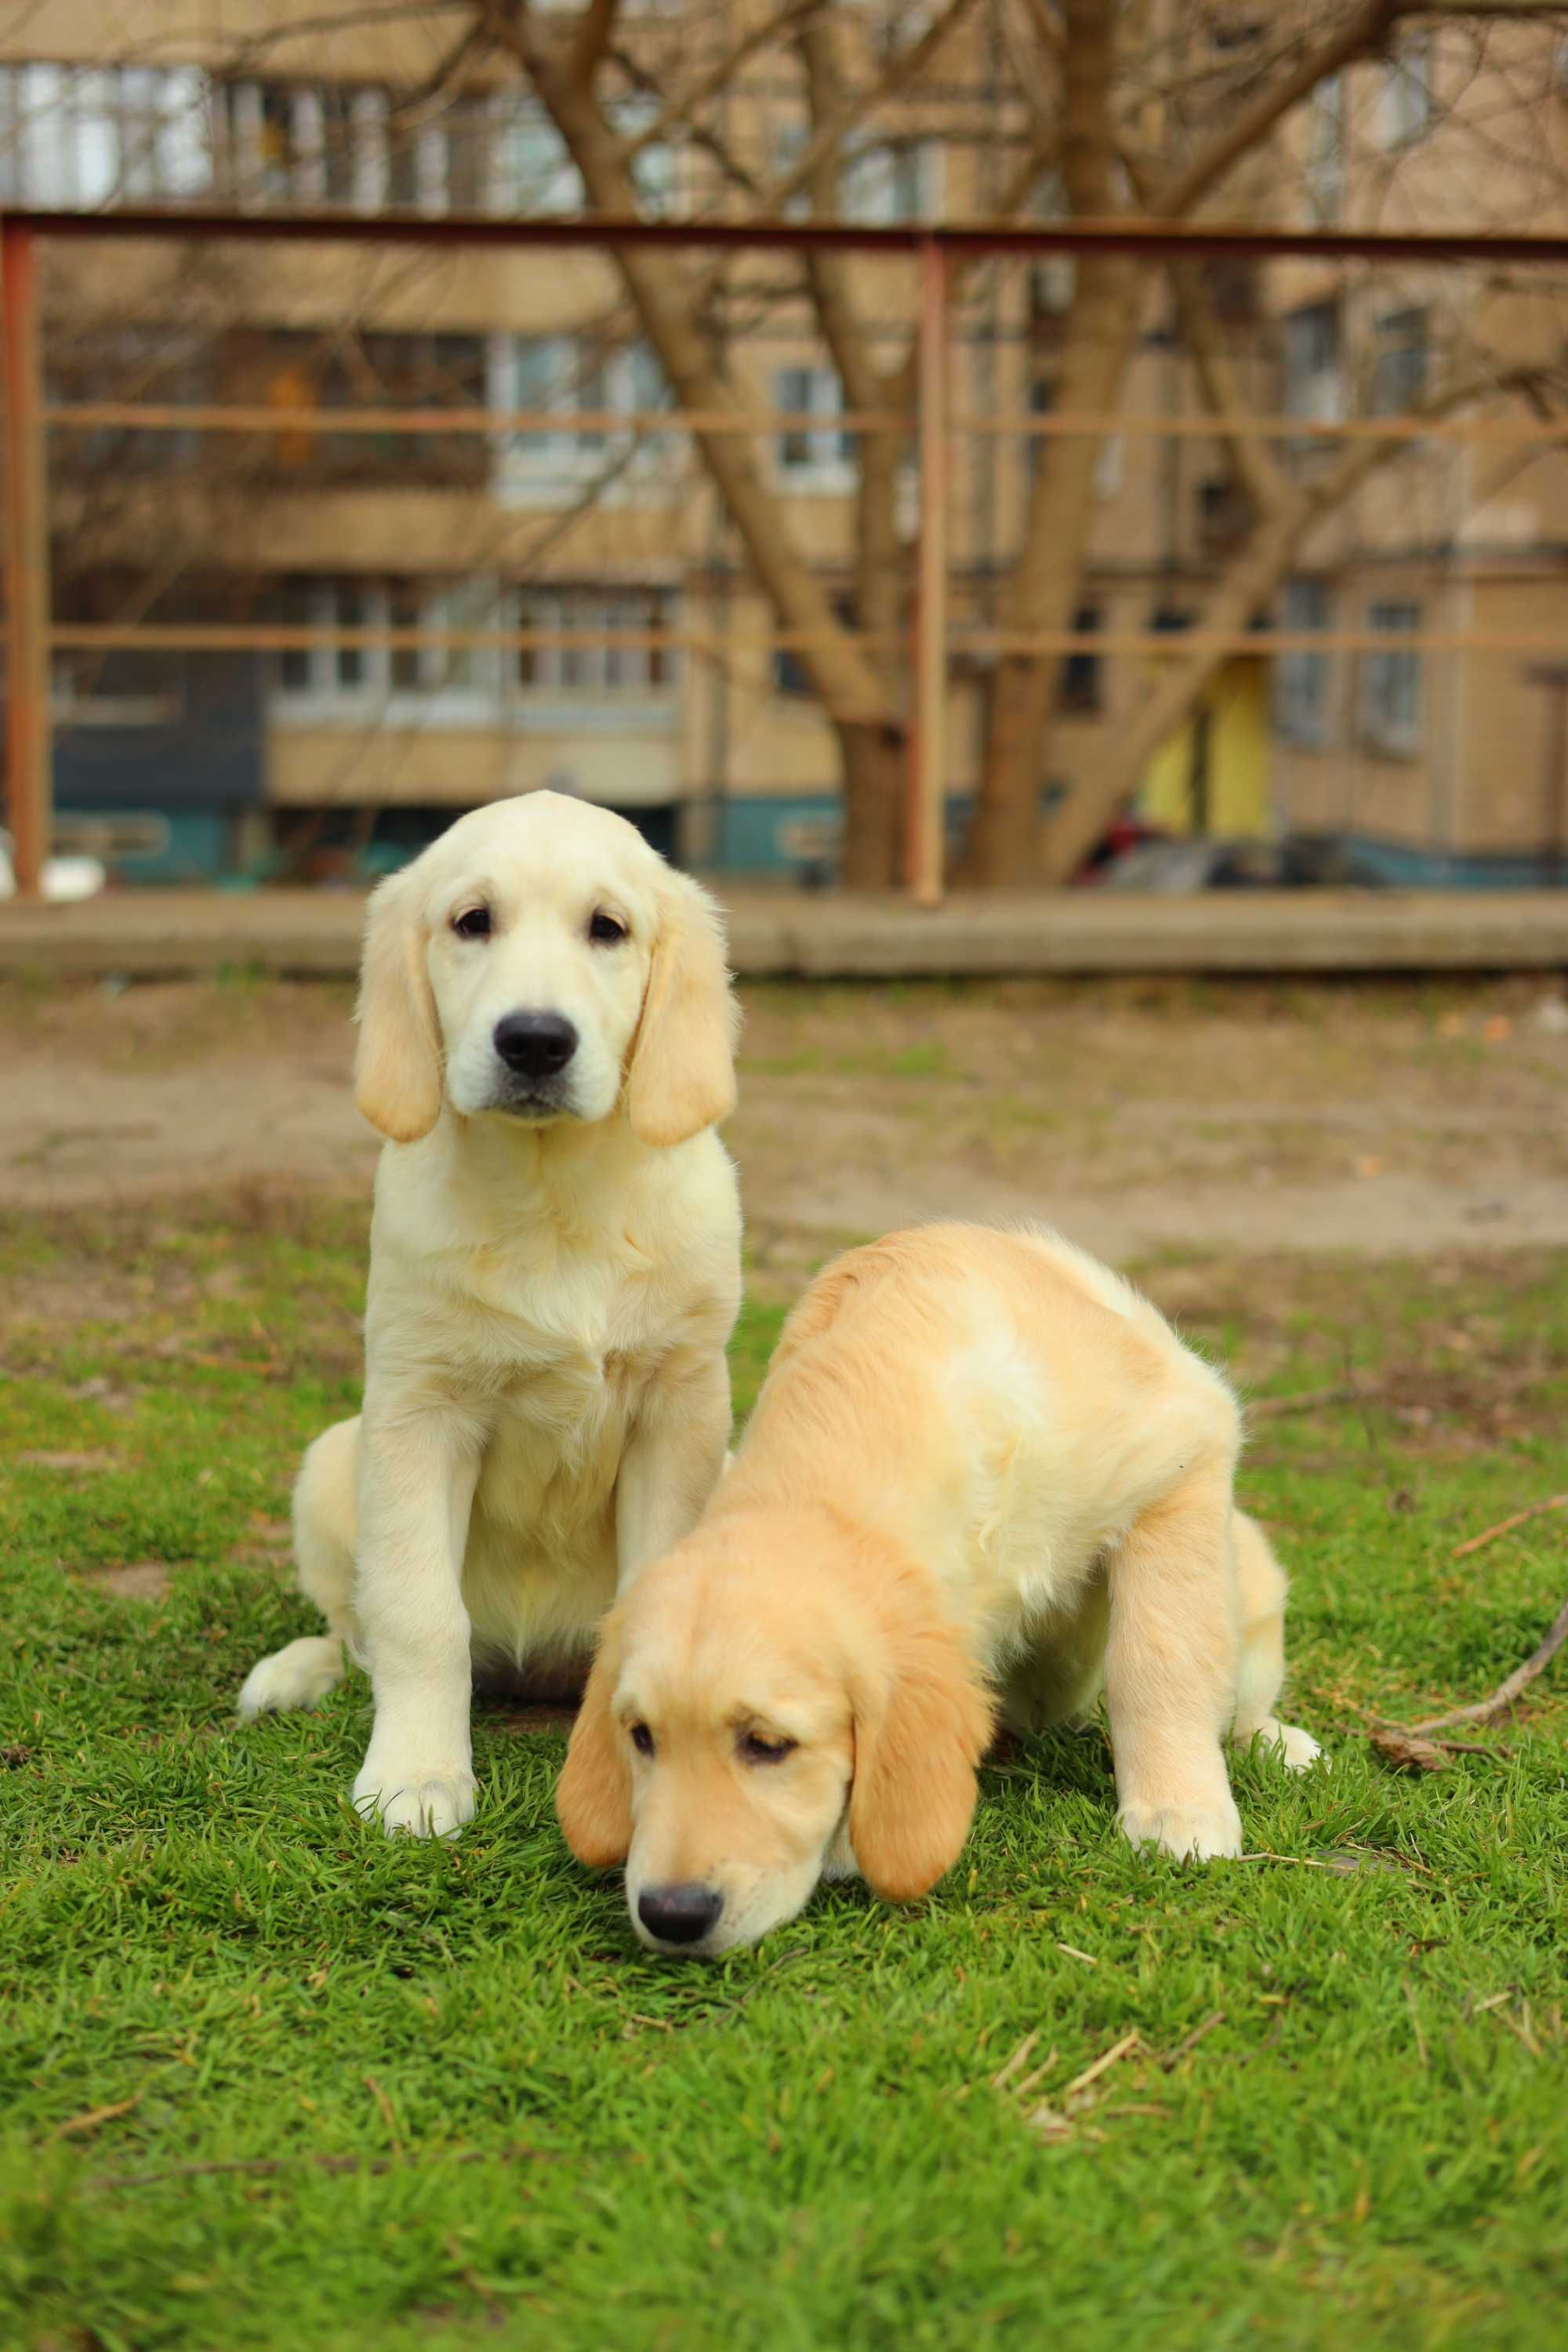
[6,4,1566,883]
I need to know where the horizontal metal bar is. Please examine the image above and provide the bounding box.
[43,622,1568,656]
[45,402,909,437]
[42,401,1568,449]
[13,205,1568,264]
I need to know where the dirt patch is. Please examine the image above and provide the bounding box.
[4,972,1567,1261]
[17,1448,119,1474]
[76,1561,172,1601]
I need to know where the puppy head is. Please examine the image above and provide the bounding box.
[556,1512,992,1956]
[353,792,737,1145]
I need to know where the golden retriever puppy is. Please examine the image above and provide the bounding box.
[558,1223,1323,1954]
[238,792,742,1839]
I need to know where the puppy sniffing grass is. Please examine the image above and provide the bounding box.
[558,1224,1323,1955]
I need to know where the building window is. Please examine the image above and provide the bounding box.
[840,137,936,223]
[490,336,670,495]
[0,62,211,205]
[221,81,501,212]
[775,367,853,490]
[48,325,213,474]
[51,650,185,729]
[770,121,931,223]
[1378,33,1433,148]
[1275,578,1334,748]
[1198,477,1251,557]
[1058,608,1102,717]
[493,96,583,210]
[1025,377,1054,483]
[1283,299,1344,422]
[1307,73,1344,224]
[769,120,811,220]
[611,95,677,215]
[775,596,855,699]
[222,328,488,485]
[1370,307,1428,416]
[1027,172,1076,326]
[1360,601,1422,757]
[273,575,503,707]
[517,588,680,698]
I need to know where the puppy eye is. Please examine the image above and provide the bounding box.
[629,1722,655,1758]
[740,1731,797,1766]
[589,910,627,946]
[452,906,492,941]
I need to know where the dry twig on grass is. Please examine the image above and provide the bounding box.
[1365,1558,1568,1769]
[1403,1593,1568,1735]
[1451,1494,1568,1559]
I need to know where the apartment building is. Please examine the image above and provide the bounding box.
[8,5,1564,884]
[1266,23,1568,881]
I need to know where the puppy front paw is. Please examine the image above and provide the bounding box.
[352,1759,476,1839]
[1272,1721,1325,1775]
[1119,1795,1243,1863]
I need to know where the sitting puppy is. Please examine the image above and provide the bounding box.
[557,1223,1323,1955]
[239,792,742,1838]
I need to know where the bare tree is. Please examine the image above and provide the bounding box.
[460,0,1568,884]
[34,0,1568,884]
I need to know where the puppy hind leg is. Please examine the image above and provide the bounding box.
[1227,1509,1323,1774]
[1105,1462,1245,1862]
[238,1417,359,1720]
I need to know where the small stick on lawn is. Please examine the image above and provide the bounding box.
[1159,2012,1226,2071]
[989,2028,1041,2091]
[1451,1494,1568,1559]
[1404,1594,1568,1734]
[1249,1383,1367,1421]
[1058,2031,1142,2103]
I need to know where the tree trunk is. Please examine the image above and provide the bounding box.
[838,718,906,889]
[964,0,1140,886]
[1035,501,1312,883]
[510,30,906,873]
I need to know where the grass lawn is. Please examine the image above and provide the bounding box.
[2,1198,1565,2350]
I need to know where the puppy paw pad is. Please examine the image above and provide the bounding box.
[1119,1799,1243,1863]
[353,1769,475,1840]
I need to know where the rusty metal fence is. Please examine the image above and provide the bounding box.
[9,206,1568,902]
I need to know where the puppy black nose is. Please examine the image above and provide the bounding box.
[493,1011,578,1080]
[637,1882,724,1947]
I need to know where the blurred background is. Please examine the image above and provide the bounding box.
[6,0,1568,902]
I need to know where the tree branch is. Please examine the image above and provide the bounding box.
[746,0,979,225]
[607,42,764,197]
[1165,260,1289,518]
[620,0,825,163]
[1037,354,1560,883]
[795,12,902,687]
[481,0,896,734]
[569,0,621,92]
[1149,0,1405,221]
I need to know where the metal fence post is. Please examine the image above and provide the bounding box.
[2,220,49,899]
[909,235,948,908]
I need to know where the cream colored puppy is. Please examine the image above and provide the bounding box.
[238,792,742,1838]
[558,1224,1323,1955]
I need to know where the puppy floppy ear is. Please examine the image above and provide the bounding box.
[557,1619,633,1867]
[626,870,739,1149]
[848,1576,993,1903]
[354,866,442,1142]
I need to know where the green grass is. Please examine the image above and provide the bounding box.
[2,1203,1565,2350]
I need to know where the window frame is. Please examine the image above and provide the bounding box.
[1275,578,1335,750]
[490,335,673,504]
[1359,599,1423,759]
[773,365,855,494]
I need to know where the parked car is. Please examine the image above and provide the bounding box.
[0,830,107,903]
[1088,833,1390,891]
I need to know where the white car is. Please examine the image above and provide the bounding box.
[0,830,107,903]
